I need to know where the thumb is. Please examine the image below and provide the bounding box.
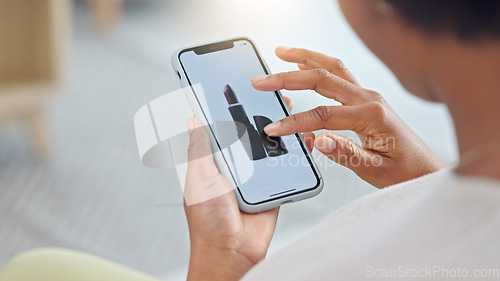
[186,117,219,178]
[185,117,232,206]
[314,133,383,175]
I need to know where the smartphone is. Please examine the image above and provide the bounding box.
[172,37,323,213]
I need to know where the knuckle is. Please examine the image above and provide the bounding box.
[274,72,286,81]
[281,114,300,134]
[312,106,331,124]
[334,140,358,166]
[331,57,347,70]
[367,101,388,120]
[312,68,333,82]
[286,114,300,126]
[365,89,386,103]
[273,72,288,87]
[344,141,358,159]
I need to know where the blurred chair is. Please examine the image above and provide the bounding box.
[0,0,70,157]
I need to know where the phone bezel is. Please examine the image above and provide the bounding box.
[177,37,322,206]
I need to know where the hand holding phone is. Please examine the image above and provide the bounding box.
[183,116,280,281]
[184,96,313,280]
[172,38,323,213]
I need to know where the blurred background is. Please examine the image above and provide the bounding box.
[0,0,458,280]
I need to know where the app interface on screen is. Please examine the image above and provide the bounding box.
[180,40,319,204]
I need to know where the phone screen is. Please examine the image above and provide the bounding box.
[179,39,321,205]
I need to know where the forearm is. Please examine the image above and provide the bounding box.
[187,244,255,281]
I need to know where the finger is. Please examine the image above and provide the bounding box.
[276,46,359,85]
[263,103,375,137]
[302,132,316,152]
[283,96,293,111]
[252,69,364,106]
[314,132,383,176]
[187,117,219,178]
[298,63,310,71]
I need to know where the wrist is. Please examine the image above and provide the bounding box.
[187,242,256,281]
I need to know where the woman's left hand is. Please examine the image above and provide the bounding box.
[184,98,311,281]
[184,116,277,279]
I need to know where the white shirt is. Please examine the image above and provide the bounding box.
[242,169,500,280]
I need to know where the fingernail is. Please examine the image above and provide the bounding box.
[317,136,336,153]
[252,75,269,83]
[264,121,281,135]
[277,46,293,52]
[187,117,195,134]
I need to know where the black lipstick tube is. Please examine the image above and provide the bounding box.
[224,85,267,161]
[253,115,288,157]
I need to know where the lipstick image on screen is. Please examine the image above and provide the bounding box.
[224,84,267,161]
[253,115,288,157]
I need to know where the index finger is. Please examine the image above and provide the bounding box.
[264,104,373,137]
[252,69,365,106]
[276,46,359,86]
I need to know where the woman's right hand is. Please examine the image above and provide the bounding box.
[252,47,446,188]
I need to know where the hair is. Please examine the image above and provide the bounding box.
[383,0,500,40]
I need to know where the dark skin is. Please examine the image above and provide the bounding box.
[184,0,500,280]
[252,47,446,188]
